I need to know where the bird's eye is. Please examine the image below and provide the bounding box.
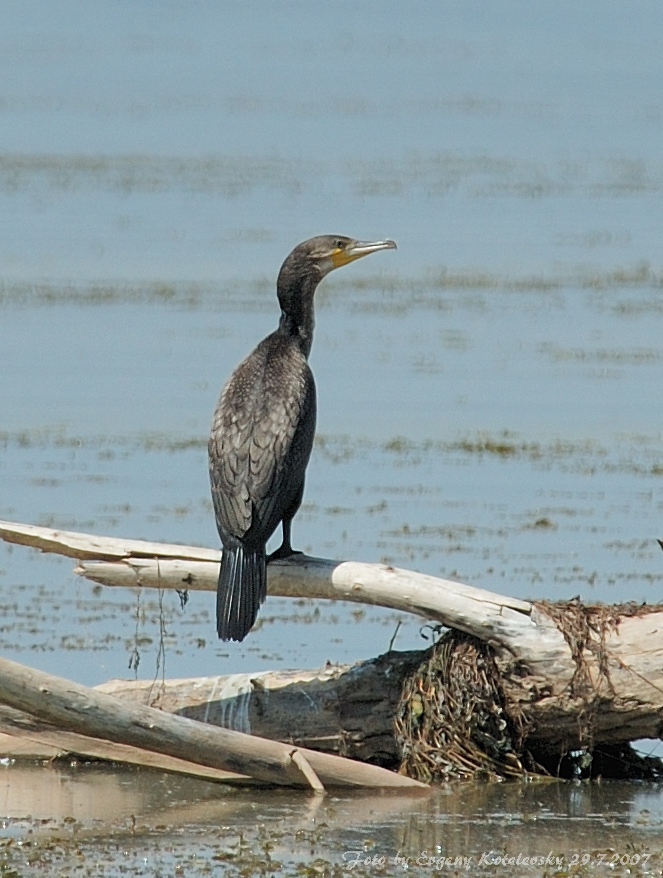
[334,239,345,249]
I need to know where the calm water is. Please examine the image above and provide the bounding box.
[1,2,663,871]
[1,764,663,876]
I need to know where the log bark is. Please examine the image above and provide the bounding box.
[96,651,425,766]
[1,519,663,765]
[0,704,253,784]
[0,655,425,790]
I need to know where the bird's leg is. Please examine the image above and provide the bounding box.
[267,517,303,562]
[268,482,305,562]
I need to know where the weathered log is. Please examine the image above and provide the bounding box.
[0,655,426,790]
[0,519,554,662]
[0,704,252,784]
[0,519,219,563]
[95,621,663,776]
[1,519,663,775]
[96,651,425,766]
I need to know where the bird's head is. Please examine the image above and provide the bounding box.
[276,236,396,350]
[278,235,397,290]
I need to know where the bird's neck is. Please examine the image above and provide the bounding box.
[277,275,317,358]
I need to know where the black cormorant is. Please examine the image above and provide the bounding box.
[209,235,396,641]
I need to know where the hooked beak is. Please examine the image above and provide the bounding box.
[331,238,397,268]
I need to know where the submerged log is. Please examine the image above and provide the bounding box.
[96,619,663,780]
[1,519,663,778]
[0,655,425,790]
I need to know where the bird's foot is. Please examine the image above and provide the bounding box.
[267,545,303,563]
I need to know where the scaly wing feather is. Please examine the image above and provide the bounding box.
[209,333,316,544]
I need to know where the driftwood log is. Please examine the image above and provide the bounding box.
[96,653,425,767]
[0,654,424,791]
[1,519,663,780]
[0,703,255,785]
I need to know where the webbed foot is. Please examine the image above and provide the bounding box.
[267,544,303,563]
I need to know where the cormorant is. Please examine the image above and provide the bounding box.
[209,234,396,641]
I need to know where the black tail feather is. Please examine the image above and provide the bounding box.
[217,544,266,641]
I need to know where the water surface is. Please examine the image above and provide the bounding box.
[1,2,662,872]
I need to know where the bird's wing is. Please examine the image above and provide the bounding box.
[209,338,315,541]
[247,359,315,532]
[209,383,253,539]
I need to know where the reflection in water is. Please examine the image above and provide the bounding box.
[1,765,662,875]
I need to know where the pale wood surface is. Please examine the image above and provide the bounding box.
[1,519,662,753]
[0,519,558,663]
[0,706,251,783]
[0,518,219,562]
[0,655,426,789]
[97,652,423,765]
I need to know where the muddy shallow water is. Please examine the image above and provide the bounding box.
[1,763,663,877]
[1,2,663,874]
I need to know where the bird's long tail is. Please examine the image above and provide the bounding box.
[216,543,267,642]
